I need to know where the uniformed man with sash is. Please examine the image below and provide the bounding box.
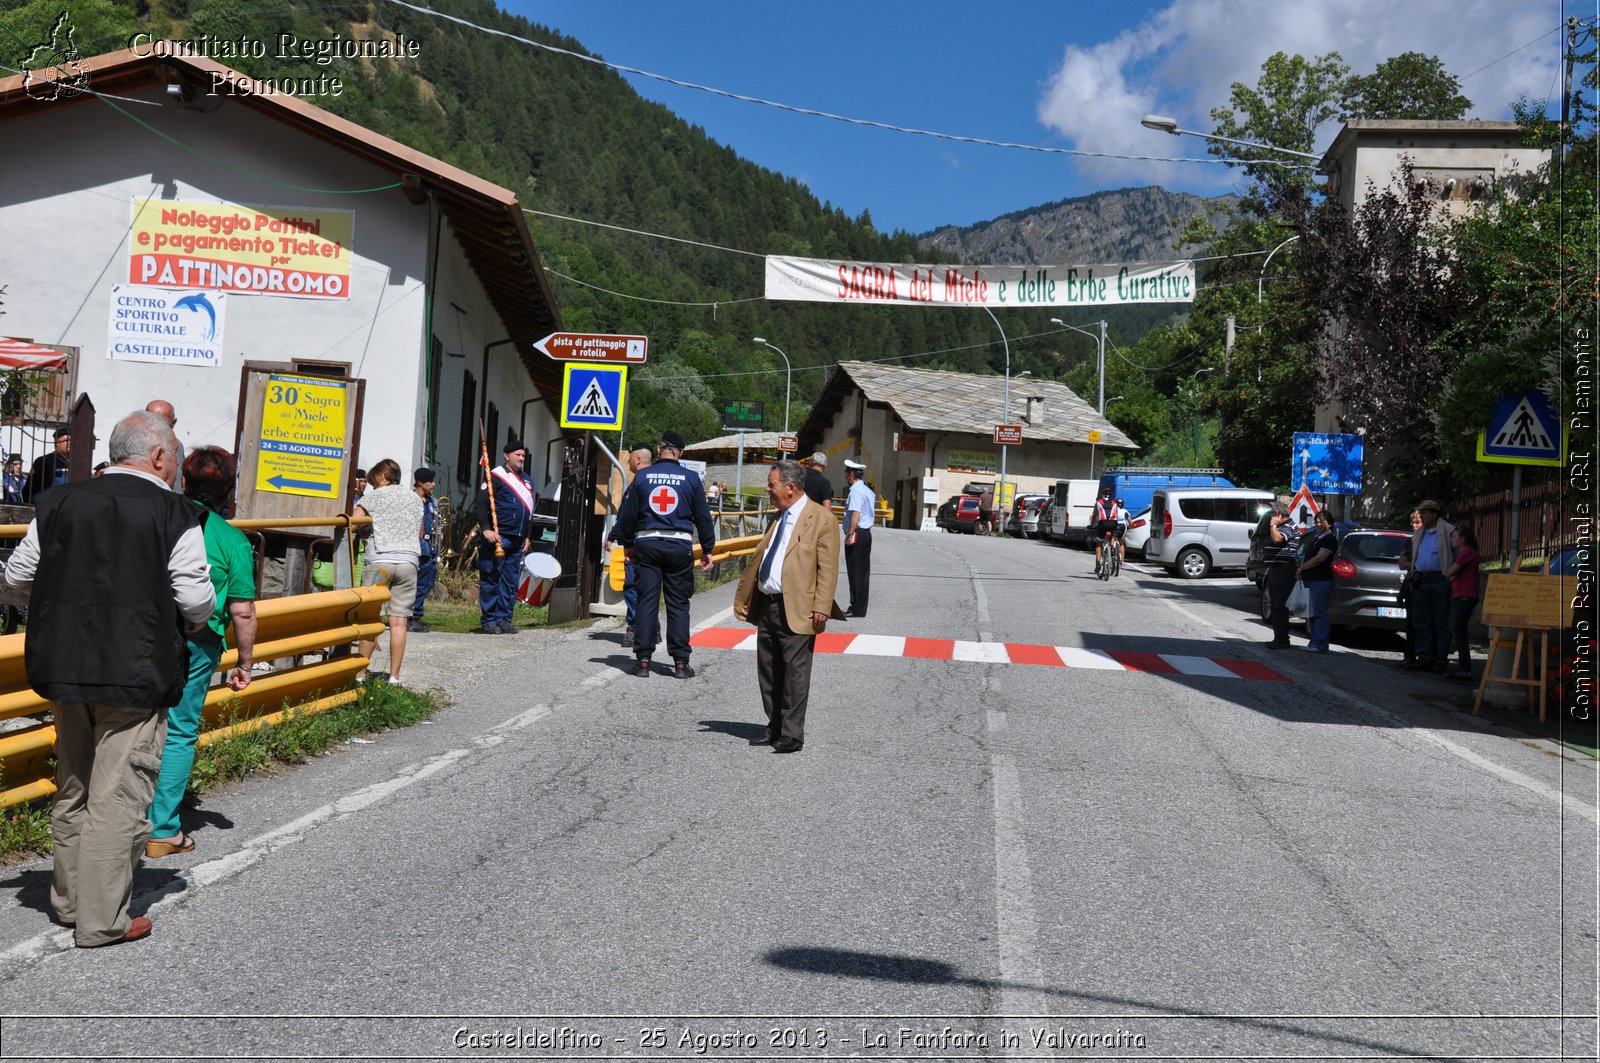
[475,439,536,635]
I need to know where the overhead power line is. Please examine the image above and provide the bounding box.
[382,0,1306,169]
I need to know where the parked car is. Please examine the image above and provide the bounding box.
[1145,487,1275,578]
[1258,526,1411,632]
[1122,506,1152,557]
[937,494,983,533]
[1006,494,1049,538]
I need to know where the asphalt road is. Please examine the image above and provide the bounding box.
[0,529,1593,1061]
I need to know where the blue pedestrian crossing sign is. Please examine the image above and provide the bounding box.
[1477,389,1565,467]
[560,363,628,431]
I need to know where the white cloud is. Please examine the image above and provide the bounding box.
[1037,0,1562,191]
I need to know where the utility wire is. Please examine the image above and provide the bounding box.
[383,0,1312,170]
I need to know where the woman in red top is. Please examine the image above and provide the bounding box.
[1444,524,1480,679]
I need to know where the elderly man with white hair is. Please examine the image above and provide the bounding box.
[802,451,833,506]
[5,410,214,947]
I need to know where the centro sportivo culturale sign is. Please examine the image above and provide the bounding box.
[764,256,1195,307]
[128,198,355,299]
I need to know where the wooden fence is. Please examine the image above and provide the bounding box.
[1447,476,1573,567]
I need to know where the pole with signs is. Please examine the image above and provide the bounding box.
[1476,390,1565,570]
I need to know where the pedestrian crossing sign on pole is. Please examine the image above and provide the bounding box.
[560,363,627,431]
[1477,389,1565,466]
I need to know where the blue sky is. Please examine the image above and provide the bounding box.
[503,0,1567,235]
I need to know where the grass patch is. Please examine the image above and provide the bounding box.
[0,682,446,860]
[414,597,550,634]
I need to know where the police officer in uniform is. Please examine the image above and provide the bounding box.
[475,439,536,635]
[614,431,715,677]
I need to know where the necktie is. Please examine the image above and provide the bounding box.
[758,513,786,584]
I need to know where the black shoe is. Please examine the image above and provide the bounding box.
[407,619,430,633]
[771,737,804,754]
[674,662,695,679]
[1265,639,1290,649]
[475,624,498,635]
[633,659,651,677]
[497,622,518,635]
[749,733,778,746]
[620,627,634,647]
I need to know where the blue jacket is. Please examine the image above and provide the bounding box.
[615,458,715,553]
[475,465,536,539]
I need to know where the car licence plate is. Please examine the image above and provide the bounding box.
[1377,606,1407,619]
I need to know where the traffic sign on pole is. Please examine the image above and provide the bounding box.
[994,424,1023,445]
[534,332,648,364]
[778,434,798,453]
[559,363,627,431]
[1477,390,1565,466]
[1291,432,1363,494]
[1286,484,1320,528]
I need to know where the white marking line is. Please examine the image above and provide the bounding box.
[1054,646,1127,670]
[1160,654,1237,678]
[1135,571,1600,825]
[0,666,615,969]
[842,634,906,656]
[953,641,1011,663]
[985,709,1050,1027]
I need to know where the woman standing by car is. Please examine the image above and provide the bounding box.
[1297,511,1338,654]
[1444,524,1480,680]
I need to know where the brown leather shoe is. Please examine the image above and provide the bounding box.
[146,834,195,859]
[78,916,152,948]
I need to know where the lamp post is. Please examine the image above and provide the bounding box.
[1139,114,1323,161]
[1256,234,1301,332]
[1052,317,1107,477]
[981,306,1010,529]
[1189,367,1216,464]
[751,337,792,432]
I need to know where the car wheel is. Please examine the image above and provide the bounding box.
[1176,547,1211,579]
[1259,583,1272,624]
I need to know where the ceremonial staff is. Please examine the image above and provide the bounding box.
[479,418,504,559]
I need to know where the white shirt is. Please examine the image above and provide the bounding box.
[4,466,214,623]
[846,480,875,530]
[757,492,809,596]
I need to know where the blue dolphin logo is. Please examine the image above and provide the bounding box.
[174,293,216,340]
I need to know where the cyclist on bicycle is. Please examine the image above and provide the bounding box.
[1091,490,1126,572]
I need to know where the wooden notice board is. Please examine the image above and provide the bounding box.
[233,362,365,522]
[1480,573,1575,630]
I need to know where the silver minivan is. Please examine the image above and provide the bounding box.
[1145,488,1274,578]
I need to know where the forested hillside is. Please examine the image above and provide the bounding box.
[1,0,1214,447]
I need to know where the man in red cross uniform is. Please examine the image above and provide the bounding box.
[613,431,715,678]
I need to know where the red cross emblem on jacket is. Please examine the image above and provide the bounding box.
[649,485,679,514]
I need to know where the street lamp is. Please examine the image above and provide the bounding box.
[1052,317,1108,477]
[1140,114,1323,161]
[751,337,792,432]
[981,306,1010,531]
[1256,235,1301,332]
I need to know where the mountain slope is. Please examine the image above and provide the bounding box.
[919,186,1238,267]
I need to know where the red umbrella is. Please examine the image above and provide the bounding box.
[0,339,68,371]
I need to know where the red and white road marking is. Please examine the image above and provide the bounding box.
[689,628,1288,682]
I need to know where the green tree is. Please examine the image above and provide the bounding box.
[1209,51,1349,215]
[1341,52,1471,120]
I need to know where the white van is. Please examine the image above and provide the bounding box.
[1144,487,1274,578]
[1040,478,1100,547]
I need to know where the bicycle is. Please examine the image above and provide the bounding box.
[1094,535,1123,580]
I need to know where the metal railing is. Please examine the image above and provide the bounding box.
[0,584,388,808]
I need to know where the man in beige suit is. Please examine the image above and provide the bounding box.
[734,460,846,754]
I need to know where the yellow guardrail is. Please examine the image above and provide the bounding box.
[0,584,388,808]
[608,535,764,592]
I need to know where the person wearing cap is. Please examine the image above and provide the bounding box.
[803,451,833,507]
[842,459,876,618]
[1398,499,1456,673]
[25,426,70,504]
[410,468,439,633]
[2,455,26,503]
[475,440,537,635]
[613,430,715,677]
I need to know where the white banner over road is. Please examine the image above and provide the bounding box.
[764,256,1195,307]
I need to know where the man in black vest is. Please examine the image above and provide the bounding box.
[4,410,214,947]
[24,426,70,504]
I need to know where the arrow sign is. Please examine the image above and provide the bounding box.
[1477,390,1565,466]
[267,474,332,492]
[534,332,649,364]
[1286,484,1320,528]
